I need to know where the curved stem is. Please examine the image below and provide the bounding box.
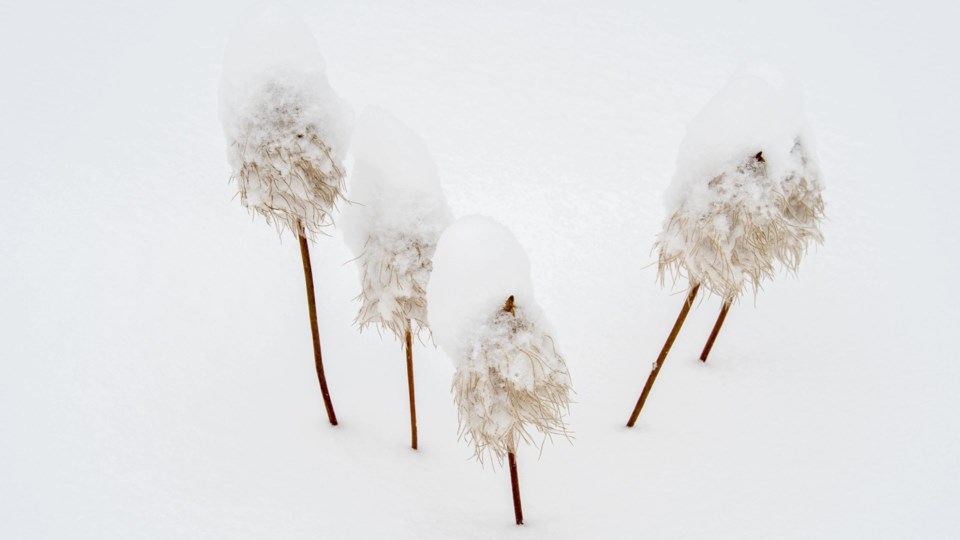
[297,221,338,426]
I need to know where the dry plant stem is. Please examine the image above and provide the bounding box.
[508,450,524,526]
[626,284,701,427]
[700,301,731,362]
[503,297,524,525]
[405,318,418,450]
[297,221,338,426]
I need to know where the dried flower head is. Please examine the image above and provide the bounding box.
[354,233,437,341]
[656,141,825,301]
[452,296,573,465]
[341,106,452,341]
[229,82,346,238]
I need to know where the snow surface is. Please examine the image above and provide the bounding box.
[2,1,960,538]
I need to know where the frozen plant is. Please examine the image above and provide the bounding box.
[627,64,826,427]
[451,295,572,462]
[218,2,353,425]
[342,107,452,341]
[656,64,825,302]
[219,2,352,238]
[341,106,453,449]
[427,216,572,525]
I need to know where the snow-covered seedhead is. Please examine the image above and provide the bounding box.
[341,107,452,340]
[656,65,825,301]
[219,3,352,238]
[427,216,572,464]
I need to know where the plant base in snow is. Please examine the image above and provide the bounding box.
[627,284,700,427]
[700,302,731,362]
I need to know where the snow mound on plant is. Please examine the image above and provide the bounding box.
[426,216,536,362]
[218,2,352,237]
[340,106,452,339]
[665,63,811,209]
[657,63,825,300]
[427,216,572,463]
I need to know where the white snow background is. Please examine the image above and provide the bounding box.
[1,1,958,538]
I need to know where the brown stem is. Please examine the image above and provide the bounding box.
[297,221,338,426]
[626,284,700,427]
[405,318,417,450]
[503,297,523,524]
[508,450,523,525]
[699,301,731,362]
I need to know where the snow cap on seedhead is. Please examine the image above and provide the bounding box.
[219,2,352,238]
[427,216,572,464]
[657,63,825,301]
[340,106,453,340]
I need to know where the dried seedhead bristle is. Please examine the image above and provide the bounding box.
[230,82,346,238]
[354,234,437,341]
[656,142,825,302]
[452,298,573,465]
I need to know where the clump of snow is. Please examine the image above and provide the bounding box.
[427,216,535,361]
[218,2,353,237]
[656,64,825,301]
[340,106,452,339]
[427,216,572,463]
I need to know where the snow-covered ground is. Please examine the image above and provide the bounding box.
[2,1,958,538]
